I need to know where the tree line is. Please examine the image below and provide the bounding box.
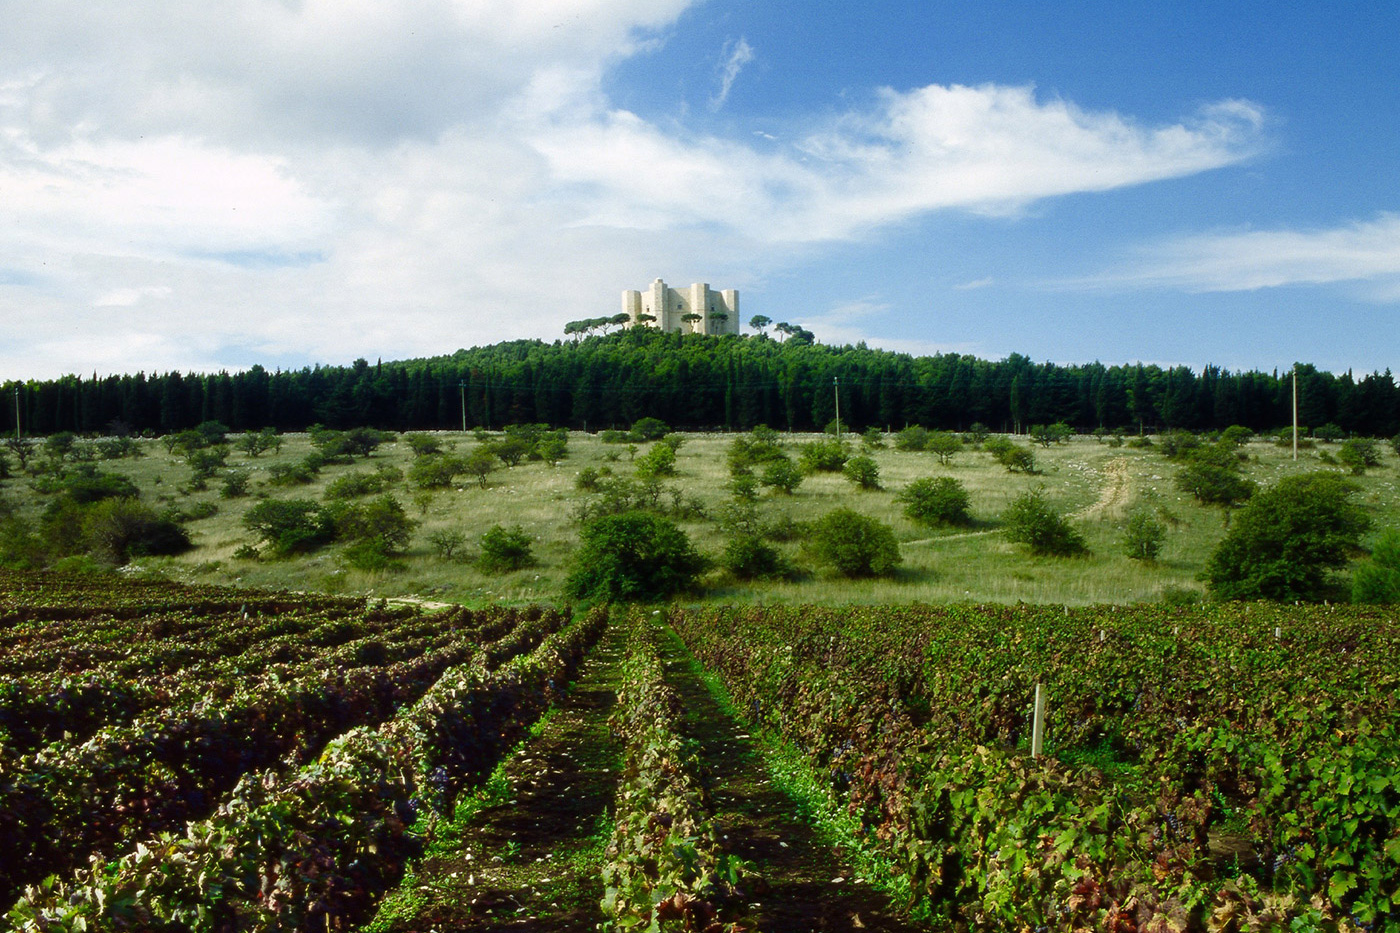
[4,328,1399,438]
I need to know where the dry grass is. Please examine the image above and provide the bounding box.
[11,430,1400,608]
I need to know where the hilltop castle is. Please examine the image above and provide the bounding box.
[622,279,740,335]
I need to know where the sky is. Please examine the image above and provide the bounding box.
[1,1,1397,381]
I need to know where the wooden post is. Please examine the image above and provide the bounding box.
[1031,683,1047,758]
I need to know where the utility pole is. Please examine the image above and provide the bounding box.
[13,386,19,440]
[1292,365,1298,461]
[833,376,841,441]
[458,381,468,434]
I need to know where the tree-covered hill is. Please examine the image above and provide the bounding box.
[6,328,1399,437]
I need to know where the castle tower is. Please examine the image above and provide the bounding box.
[621,278,740,335]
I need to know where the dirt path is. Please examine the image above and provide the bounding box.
[658,634,927,933]
[1076,457,1132,521]
[364,627,626,932]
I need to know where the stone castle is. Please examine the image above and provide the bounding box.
[622,279,740,335]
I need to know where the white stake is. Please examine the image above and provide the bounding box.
[1031,683,1047,758]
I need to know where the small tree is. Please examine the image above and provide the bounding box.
[860,427,885,450]
[1205,472,1369,602]
[1029,422,1073,447]
[1002,488,1087,557]
[842,455,882,490]
[564,511,704,603]
[479,524,534,572]
[896,477,972,527]
[1175,456,1256,508]
[1123,510,1166,561]
[427,528,467,560]
[805,508,901,577]
[926,431,963,465]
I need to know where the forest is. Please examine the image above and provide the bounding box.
[5,327,1400,438]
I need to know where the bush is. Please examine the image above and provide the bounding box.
[797,437,849,473]
[728,430,785,471]
[404,433,444,457]
[479,524,534,572]
[1205,472,1369,602]
[722,534,786,580]
[409,453,469,489]
[1122,510,1166,561]
[1002,488,1088,557]
[83,499,192,564]
[860,427,885,450]
[896,477,972,527]
[894,426,929,451]
[267,460,318,487]
[324,470,392,500]
[564,511,704,603]
[1174,456,1255,508]
[1337,437,1382,475]
[963,423,990,445]
[842,455,881,490]
[1158,430,1201,459]
[805,508,901,577]
[1353,529,1400,604]
[242,499,335,556]
[329,495,416,553]
[628,417,671,442]
[984,437,1037,473]
[221,469,252,499]
[759,456,803,495]
[634,443,677,480]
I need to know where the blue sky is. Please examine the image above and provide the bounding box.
[1,1,1396,380]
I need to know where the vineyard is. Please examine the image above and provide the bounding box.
[1,571,1397,931]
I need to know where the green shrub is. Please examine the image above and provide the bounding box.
[860,427,885,450]
[1123,510,1166,561]
[634,443,676,480]
[1337,437,1382,475]
[408,453,468,489]
[1175,457,1255,508]
[242,499,335,556]
[984,437,1037,473]
[83,499,192,564]
[404,433,444,457]
[329,495,416,553]
[896,477,972,527]
[220,469,251,499]
[894,426,930,451]
[797,437,849,473]
[1205,472,1369,601]
[1353,529,1400,604]
[805,508,901,577]
[759,456,803,494]
[479,524,534,572]
[628,417,671,442]
[841,455,881,490]
[721,534,786,580]
[1002,488,1087,557]
[564,511,704,603]
[1029,422,1073,447]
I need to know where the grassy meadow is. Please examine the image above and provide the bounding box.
[11,428,1400,608]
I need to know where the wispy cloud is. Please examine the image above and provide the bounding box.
[710,37,754,111]
[1082,213,1400,298]
[954,276,995,290]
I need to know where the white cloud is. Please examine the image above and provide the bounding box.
[0,2,1270,379]
[955,277,995,290]
[711,37,754,111]
[1085,213,1400,296]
